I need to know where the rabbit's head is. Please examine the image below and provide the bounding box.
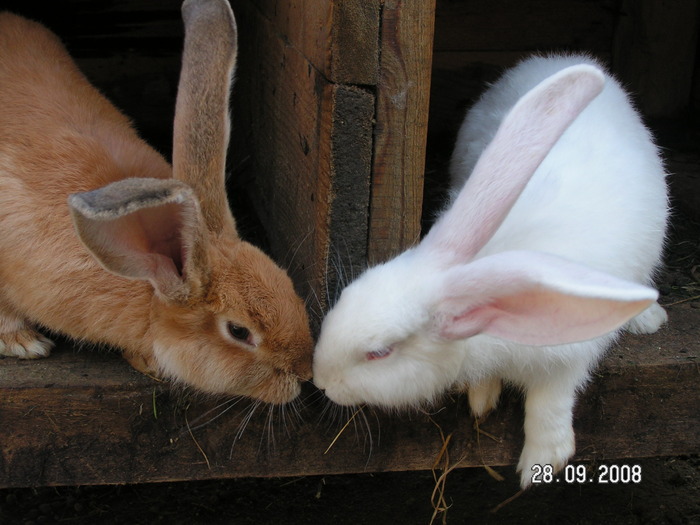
[313,64,657,408]
[68,0,313,403]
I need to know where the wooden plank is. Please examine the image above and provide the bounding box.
[330,0,380,85]
[242,0,380,85]
[368,0,436,262]
[229,0,375,310]
[238,0,333,80]
[229,0,329,308]
[1,303,697,488]
[324,85,374,300]
[612,0,700,117]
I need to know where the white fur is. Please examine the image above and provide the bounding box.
[313,54,669,488]
[0,313,54,358]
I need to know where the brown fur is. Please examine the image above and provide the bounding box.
[0,3,313,404]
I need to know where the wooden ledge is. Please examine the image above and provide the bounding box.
[1,304,698,488]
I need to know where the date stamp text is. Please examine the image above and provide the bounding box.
[531,464,642,484]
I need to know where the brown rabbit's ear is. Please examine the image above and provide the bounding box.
[68,178,208,302]
[172,0,238,236]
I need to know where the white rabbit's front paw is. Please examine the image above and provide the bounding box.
[468,377,502,418]
[625,301,667,335]
[516,425,575,489]
[0,327,54,359]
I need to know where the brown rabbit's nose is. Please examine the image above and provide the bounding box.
[291,352,313,381]
[295,361,313,381]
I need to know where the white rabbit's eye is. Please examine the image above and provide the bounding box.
[227,322,254,346]
[366,347,393,361]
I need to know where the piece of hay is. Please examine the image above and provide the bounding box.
[324,406,365,455]
[185,410,211,470]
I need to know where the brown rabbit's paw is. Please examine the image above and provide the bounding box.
[0,328,54,359]
[123,351,159,378]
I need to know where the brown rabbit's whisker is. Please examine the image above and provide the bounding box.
[304,286,325,324]
[278,402,291,439]
[256,403,276,455]
[306,386,329,406]
[324,241,368,310]
[317,397,343,426]
[281,397,306,433]
[228,400,261,459]
[186,396,246,432]
[283,227,314,272]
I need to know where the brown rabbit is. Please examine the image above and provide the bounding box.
[0,0,313,404]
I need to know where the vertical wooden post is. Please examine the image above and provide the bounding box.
[368,0,436,263]
[229,0,381,314]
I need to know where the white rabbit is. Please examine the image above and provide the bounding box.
[313,54,668,488]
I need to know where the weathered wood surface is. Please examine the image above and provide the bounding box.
[230,0,434,303]
[245,0,380,85]
[367,0,435,263]
[228,0,380,309]
[1,304,697,488]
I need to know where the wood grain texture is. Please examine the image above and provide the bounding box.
[241,0,379,85]
[324,85,374,300]
[2,304,697,488]
[229,0,328,308]
[368,0,436,263]
[229,0,376,312]
[330,0,380,85]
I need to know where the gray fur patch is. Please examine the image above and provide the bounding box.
[68,178,194,220]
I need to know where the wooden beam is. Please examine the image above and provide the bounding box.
[367,0,435,263]
[1,304,697,488]
[243,0,380,85]
[229,1,375,310]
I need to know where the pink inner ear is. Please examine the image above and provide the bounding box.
[133,203,186,276]
[150,253,185,285]
[440,288,652,346]
[440,302,497,341]
[86,202,188,285]
[434,251,657,346]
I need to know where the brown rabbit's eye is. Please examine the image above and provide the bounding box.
[227,322,252,345]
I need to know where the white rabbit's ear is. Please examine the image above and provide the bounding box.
[431,251,656,345]
[422,65,605,262]
[173,0,238,236]
[68,178,207,303]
